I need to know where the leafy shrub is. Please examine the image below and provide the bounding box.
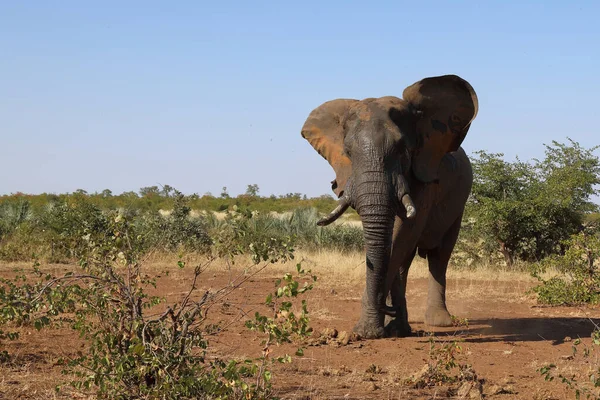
[37,195,111,262]
[134,191,212,253]
[0,190,363,262]
[407,333,477,391]
[0,198,32,240]
[459,139,600,267]
[207,206,363,258]
[0,261,77,359]
[539,327,600,399]
[531,227,600,305]
[1,209,315,399]
[317,223,364,252]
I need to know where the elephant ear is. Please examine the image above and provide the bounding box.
[301,99,357,197]
[402,75,478,183]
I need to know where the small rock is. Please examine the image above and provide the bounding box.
[330,288,338,295]
[409,365,431,388]
[564,336,572,342]
[321,327,338,338]
[433,387,451,397]
[486,384,517,395]
[460,365,477,381]
[560,354,574,361]
[338,331,351,346]
[501,385,516,394]
[458,381,483,399]
[338,365,352,375]
[365,364,383,374]
[486,384,502,396]
[457,382,472,398]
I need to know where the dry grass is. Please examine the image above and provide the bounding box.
[12,249,534,285]
[127,250,541,310]
[0,250,540,305]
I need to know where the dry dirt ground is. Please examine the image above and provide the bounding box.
[1,254,600,399]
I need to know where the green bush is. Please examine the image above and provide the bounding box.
[1,210,315,399]
[539,327,600,399]
[0,189,363,263]
[531,227,600,305]
[0,195,111,262]
[207,206,364,258]
[0,198,32,240]
[459,139,600,267]
[134,191,212,254]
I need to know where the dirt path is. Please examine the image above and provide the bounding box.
[1,263,599,399]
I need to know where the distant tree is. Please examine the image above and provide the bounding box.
[220,187,230,199]
[101,189,113,198]
[161,184,174,198]
[139,186,160,197]
[462,139,600,266]
[120,191,139,198]
[281,193,303,200]
[245,184,260,197]
[74,189,88,195]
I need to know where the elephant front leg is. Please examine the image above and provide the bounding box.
[353,287,385,339]
[384,268,412,337]
[383,246,416,337]
[353,228,393,339]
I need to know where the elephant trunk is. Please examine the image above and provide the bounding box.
[355,174,396,318]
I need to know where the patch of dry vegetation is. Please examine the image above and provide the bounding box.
[138,249,539,287]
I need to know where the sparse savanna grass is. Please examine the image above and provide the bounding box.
[0,250,544,293]
[132,249,541,305]
[2,249,539,289]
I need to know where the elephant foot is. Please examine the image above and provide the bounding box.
[384,318,412,337]
[353,318,385,339]
[425,307,453,327]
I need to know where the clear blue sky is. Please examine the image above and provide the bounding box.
[1,1,599,197]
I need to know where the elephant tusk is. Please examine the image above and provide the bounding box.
[317,196,350,226]
[401,194,416,219]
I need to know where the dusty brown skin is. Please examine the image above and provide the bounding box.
[301,75,478,339]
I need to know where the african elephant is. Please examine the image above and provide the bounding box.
[301,75,478,339]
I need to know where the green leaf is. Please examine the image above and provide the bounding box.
[263,370,272,382]
[132,343,145,355]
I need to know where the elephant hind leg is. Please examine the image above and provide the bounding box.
[424,215,463,327]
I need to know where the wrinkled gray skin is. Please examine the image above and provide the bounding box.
[335,103,472,339]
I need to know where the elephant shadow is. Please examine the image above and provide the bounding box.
[441,317,600,345]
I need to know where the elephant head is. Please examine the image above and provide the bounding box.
[301,74,478,338]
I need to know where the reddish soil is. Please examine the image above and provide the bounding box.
[2,263,600,399]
